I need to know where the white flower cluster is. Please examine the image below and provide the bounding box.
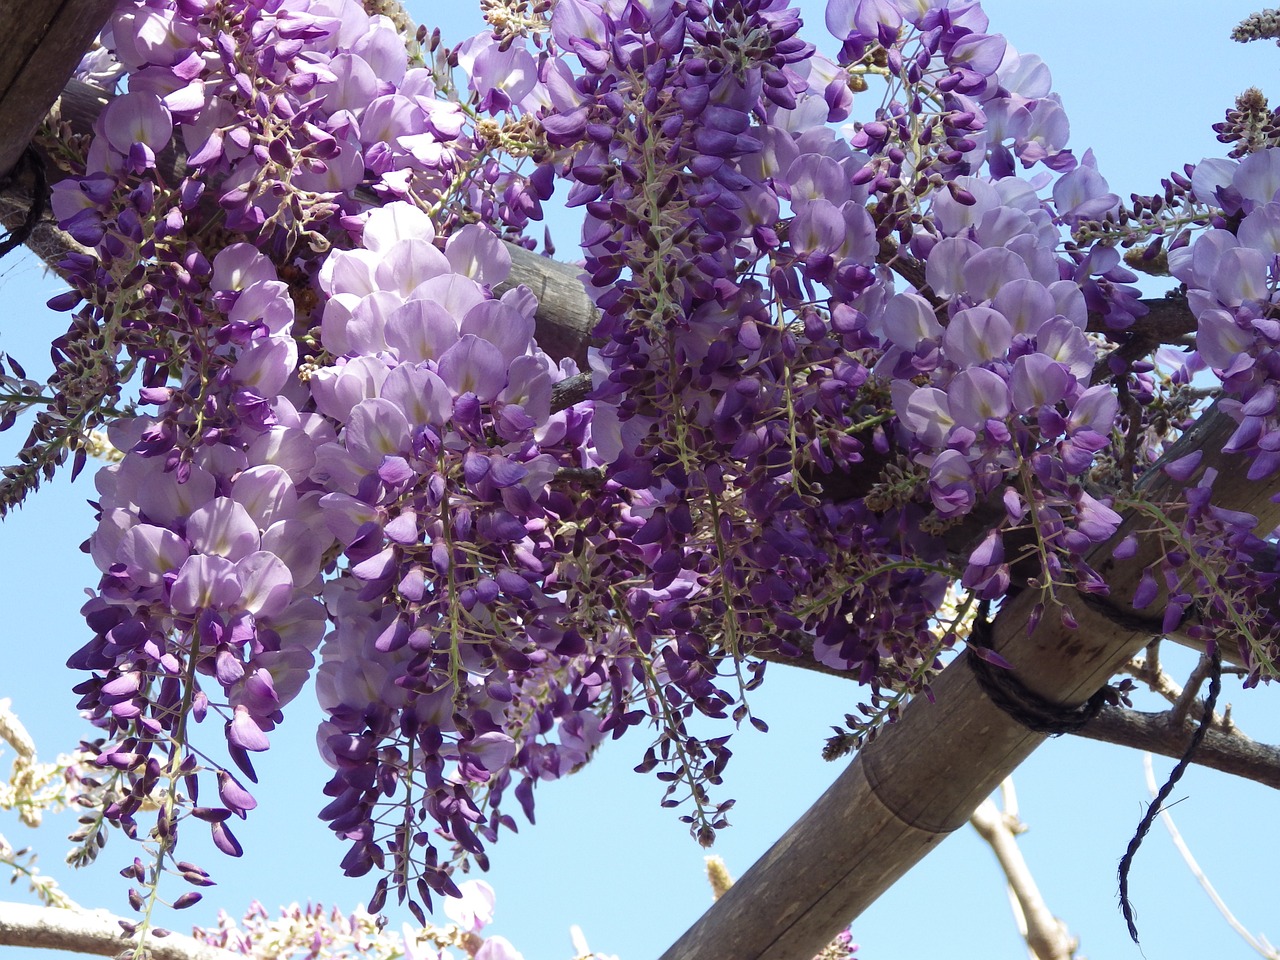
[0,698,83,908]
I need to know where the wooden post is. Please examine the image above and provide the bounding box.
[503,244,599,368]
[0,1,117,179]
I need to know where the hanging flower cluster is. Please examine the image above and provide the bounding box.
[6,0,1275,937]
[46,0,609,922]
[69,240,330,873]
[305,200,626,908]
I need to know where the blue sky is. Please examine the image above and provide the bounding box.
[3,2,1280,959]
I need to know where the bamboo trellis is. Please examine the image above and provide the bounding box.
[0,7,1273,960]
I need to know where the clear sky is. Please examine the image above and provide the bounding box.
[3,3,1280,960]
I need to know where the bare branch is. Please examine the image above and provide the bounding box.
[1122,645,1235,730]
[970,786,1078,960]
[998,776,1021,825]
[758,640,1280,793]
[1121,644,1183,706]
[1081,707,1280,790]
[1169,652,1218,729]
[0,900,237,960]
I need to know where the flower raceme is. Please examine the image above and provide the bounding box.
[24,0,1280,933]
[306,201,622,907]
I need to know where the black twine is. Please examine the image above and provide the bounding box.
[1117,649,1222,946]
[966,605,1113,735]
[0,145,48,260]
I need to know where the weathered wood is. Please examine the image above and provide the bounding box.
[658,403,1280,960]
[1076,706,1280,789]
[0,900,236,960]
[0,191,90,267]
[0,1,116,179]
[501,243,599,368]
[53,79,112,146]
[0,81,111,254]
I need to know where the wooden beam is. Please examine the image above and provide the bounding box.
[0,1,116,178]
[502,243,598,369]
[658,403,1280,960]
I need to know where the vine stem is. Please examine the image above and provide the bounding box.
[635,651,715,845]
[132,626,203,960]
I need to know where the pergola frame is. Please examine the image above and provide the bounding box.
[0,5,1274,959]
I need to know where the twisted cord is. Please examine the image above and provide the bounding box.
[1117,649,1223,944]
[966,605,1115,735]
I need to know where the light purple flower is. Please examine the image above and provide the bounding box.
[791,199,847,258]
[928,449,976,517]
[992,279,1054,336]
[946,33,1007,76]
[1067,384,1119,436]
[943,306,1012,366]
[1052,151,1119,221]
[962,247,1032,302]
[1234,148,1280,206]
[171,555,241,614]
[117,524,190,586]
[475,938,524,960]
[437,335,508,403]
[892,381,954,448]
[379,363,453,428]
[947,367,1011,428]
[1210,247,1269,306]
[446,224,512,286]
[460,300,535,365]
[1036,317,1094,382]
[187,498,259,561]
[1238,202,1280,256]
[212,243,277,294]
[1190,157,1236,206]
[344,398,412,470]
[234,551,295,619]
[102,92,174,154]
[881,293,942,350]
[1011,353,1070,411]
[310,356,390,422]
[924,237,980,298]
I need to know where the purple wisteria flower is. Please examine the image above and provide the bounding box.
[1170,148,1280,479]
[47,0,1280,933]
